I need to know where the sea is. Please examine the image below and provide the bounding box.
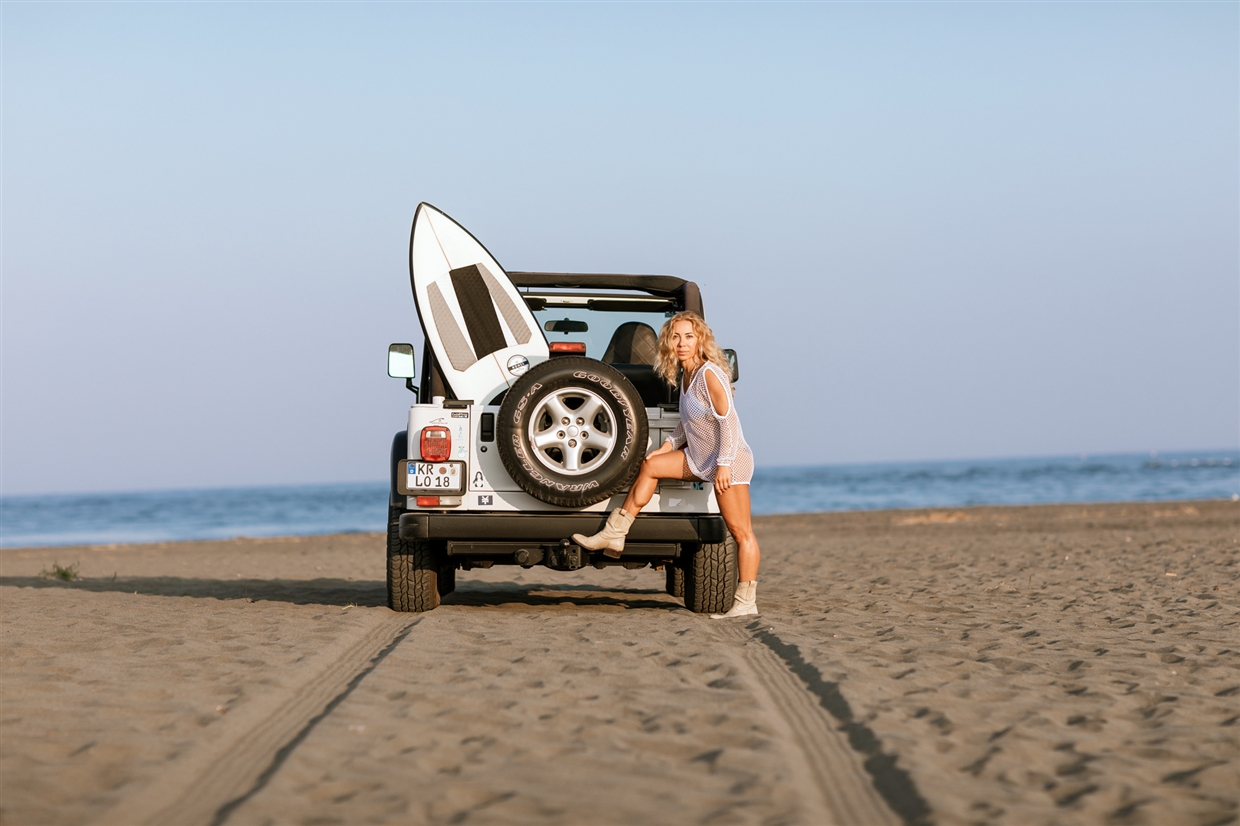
[2,450,1236,549]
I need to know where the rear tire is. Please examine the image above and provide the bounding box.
[665,563,684,598]
[682,533,737,614]
[387,505,444,612]
[437,561,456,598]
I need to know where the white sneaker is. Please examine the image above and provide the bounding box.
[711,581,758,619]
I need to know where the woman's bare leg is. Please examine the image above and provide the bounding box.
[575,451,691,556]
[717,484,759,582]
[621,451,688,515]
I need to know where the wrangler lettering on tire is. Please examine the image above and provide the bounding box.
[497,356,648,508]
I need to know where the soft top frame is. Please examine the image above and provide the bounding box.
[509,272,703,317]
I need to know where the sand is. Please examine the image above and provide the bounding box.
[0,500,1236,825]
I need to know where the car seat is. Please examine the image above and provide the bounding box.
[602,322,659,365]
[602,322,673,407]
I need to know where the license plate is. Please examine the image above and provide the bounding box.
[403,461,464,494]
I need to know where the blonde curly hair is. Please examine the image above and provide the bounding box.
[654,311,731,389]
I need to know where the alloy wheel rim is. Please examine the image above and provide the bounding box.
[527,388,617,476]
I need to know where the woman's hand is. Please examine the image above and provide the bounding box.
[644,441,674,458]
[648,439,675,459]
[714,465,732,496]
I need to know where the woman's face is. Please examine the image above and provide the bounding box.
[670,320,698,364]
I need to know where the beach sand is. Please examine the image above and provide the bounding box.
[1,500,1236,825]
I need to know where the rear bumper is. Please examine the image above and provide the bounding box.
[398,512,725,544]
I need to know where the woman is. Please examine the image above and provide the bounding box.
[573,312,760,618]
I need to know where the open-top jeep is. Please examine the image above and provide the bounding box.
[385,204,739,613]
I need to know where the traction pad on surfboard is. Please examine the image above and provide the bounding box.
[428,263,535,372]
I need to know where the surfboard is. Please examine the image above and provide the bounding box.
[409,203,549,403]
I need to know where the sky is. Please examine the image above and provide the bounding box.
[3,2,1237,496]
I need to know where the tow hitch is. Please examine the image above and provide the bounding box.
[543,539,583,571]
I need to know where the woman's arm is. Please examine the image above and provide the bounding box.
[704,369,730,418]
[666,418,687,451]
[704,367,739,468]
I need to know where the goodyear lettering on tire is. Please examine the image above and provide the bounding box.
[573,370,635,461]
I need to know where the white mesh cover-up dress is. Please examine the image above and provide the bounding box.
[666,361,755,484]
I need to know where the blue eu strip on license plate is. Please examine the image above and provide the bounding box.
[407,462,461,491]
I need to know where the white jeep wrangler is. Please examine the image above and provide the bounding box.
[385,204,739,613]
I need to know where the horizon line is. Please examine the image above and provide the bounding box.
[2,446,1236,501]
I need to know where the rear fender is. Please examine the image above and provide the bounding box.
[390,431,408,508]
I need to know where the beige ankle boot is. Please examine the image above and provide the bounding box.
[572,508,635,558]
[711,581,758,619]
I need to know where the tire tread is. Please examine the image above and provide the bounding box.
[665,564,685,598]
[386,506,442,612]
[682,534,737,614]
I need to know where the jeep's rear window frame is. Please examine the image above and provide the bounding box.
[509,272,703,317]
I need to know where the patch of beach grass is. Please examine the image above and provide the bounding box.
[39,561,80,582]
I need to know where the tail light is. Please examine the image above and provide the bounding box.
[420,426,451,462]
[549,341,587,355]
[415,496,441,507]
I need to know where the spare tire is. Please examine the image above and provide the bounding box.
[498,356,648,507]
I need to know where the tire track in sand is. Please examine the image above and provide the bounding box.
[97,614,418,826]
[714,621,928,826]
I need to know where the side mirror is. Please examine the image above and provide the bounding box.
[723,349,739,383]
[388,343,416,379]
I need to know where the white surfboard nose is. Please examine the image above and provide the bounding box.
[409,204,549,402]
